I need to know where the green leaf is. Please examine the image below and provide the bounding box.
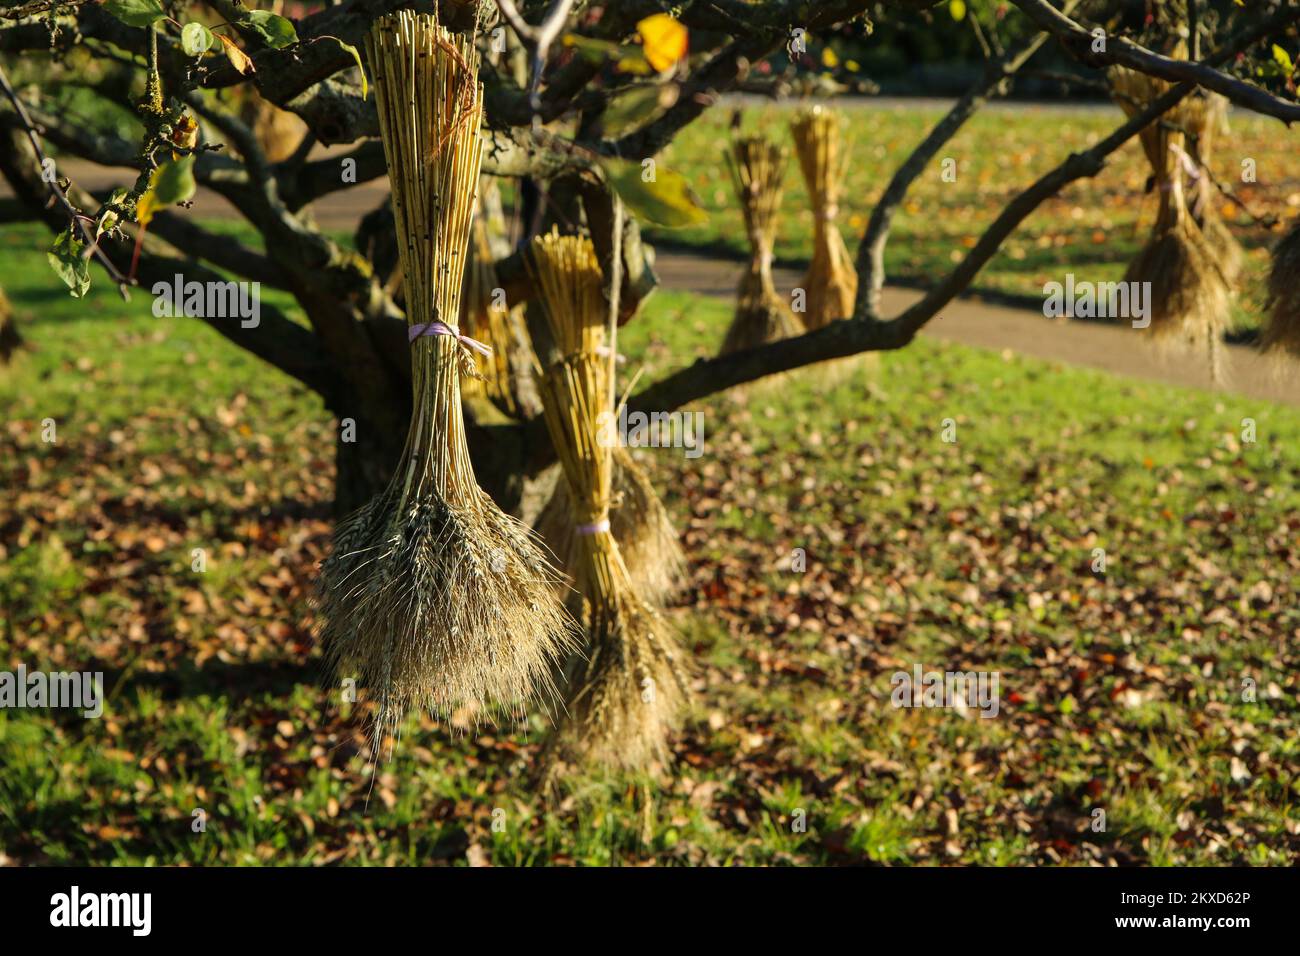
[152,154,197,206]
[561,33,652,74]
[103,0,165,28]
[181,22,214,57]
[600,83,678,136]
[241,10,298,50]
[599,157,707,228]
[48,230,91,298]
[335,38,368,100]
[138,155,197,228]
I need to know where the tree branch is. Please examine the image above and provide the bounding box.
[569,2,1296,433]
[495,0,578,118]
[602,0,874,158]
[1011,0,1300,124]
[856,4,1075,317]
[0,60,131,295]
[0,123,340,398]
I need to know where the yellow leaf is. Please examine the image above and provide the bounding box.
[950,0,967,21]
[218,33,255,75]
[637,14,687,72]
[822,46,839,68]
[845,59,860,73]
[136,193,158,230]
[1272,44,1294,75]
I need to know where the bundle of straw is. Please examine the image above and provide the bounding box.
[1178,91,1243,286]
[529,230,689,770]
[790,106,857,329]
[1110,64,1230,369]
[317,11,573,742]
[720,135,804,355]
[461,201,534,415]
[1263,218,1300,361]
[534,444,688,607]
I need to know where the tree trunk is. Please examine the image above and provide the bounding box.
[332,411,401,516]
[331,400,529,517]
[0,285,22,364]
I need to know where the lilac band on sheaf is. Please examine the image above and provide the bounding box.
[1159,144,1201,193]
[576,518,611,536]
[408,320,493,356]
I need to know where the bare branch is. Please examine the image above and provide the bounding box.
[575,0,1299,426]
[0,123,339,397]
[0,60,131,295]
[495,0,579,120]
[0,0,94,18]
[605,0,875,158]
[856,9,1072,318]
[1011,0,1300,124]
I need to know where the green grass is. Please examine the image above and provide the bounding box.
[2,183,1299,868]
[652,102,1299,332]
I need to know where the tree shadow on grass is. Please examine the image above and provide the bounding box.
[8,283,138,319]
[96,493,332,536]
[119,656,321,702]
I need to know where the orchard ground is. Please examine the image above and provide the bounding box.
[1,100,1297,865]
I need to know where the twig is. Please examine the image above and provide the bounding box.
[1024,67,1147,111]
[968,12,993,60]
[0,61,130,296]
[1011,0,1300,124]
[1188,151,1281,229]
[0,0,95,19]
[495,0,579,122]
[856,8,1074,318]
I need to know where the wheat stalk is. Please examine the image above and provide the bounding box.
[1110,59,1231,378]
[316,11,575,751]
[720,134,803,357]
[528,229,689,771]
[790,106,857,330]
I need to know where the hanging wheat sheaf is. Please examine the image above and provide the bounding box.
[1179,91,1243,287]
[461,198,534,415]
[720,135,803,356]
[790,106,857,330]
[528,230,689,771]
[316,11,574,746]
[1110,58,1231,375]
[534,444,687,608]
[462,180,538,418]
[1263,218,1300,361]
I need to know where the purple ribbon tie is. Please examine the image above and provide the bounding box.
[409,320,492,356]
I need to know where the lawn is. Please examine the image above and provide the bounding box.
[1,215,1296,866]
[652,100,1300,331]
